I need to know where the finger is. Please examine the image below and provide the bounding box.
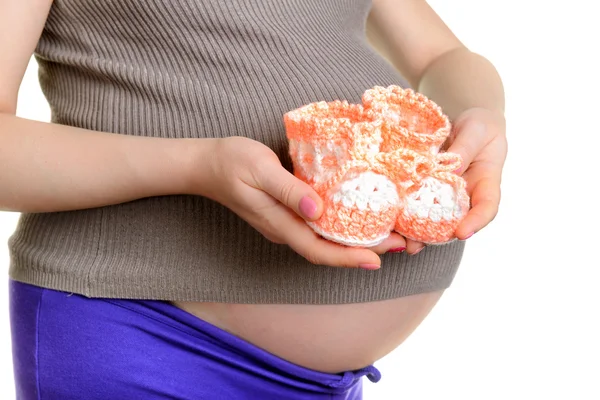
[369,232,407,255]
[256,202,380,268]
[240,176,381,268]
[257,163,323,221]
[447,116,493,175]
[456,175,501,238]
[405,239,425,255]
[283,215,382,268]
[239,189,381,268]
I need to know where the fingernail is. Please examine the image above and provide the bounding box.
[411,247,425,255]
[299,196,317,219]
[359,264,381,270]
[387,247,406,253]
[463,232,475,240]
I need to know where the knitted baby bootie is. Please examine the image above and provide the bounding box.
[363,85,450,155]
[284,101,400,247]
[363,85,470,244]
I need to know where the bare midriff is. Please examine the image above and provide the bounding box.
[172,290,443,374]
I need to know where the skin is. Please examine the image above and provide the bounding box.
[368,0,507,253]
[1,0,506,373]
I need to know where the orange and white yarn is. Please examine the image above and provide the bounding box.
[285,101,399,246]
[284,86,470,246]
[363,86,470,244]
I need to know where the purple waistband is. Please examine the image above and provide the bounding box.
[9,279,381,399]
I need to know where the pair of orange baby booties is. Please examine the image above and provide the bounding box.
[284,85,469,247]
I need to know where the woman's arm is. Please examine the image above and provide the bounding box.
[0,115,216,212]
[0,0,387,268]
[367,0,507,240]
[0,0,214,213]
[366,0,504,117]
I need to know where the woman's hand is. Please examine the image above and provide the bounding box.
[367,0,507,251]
[397,107,507,253]
[199,136,405,269]
[446,107,507,239]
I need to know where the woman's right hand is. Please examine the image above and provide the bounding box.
[196,136,400,269]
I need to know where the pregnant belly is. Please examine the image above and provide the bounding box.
[172,290,443,373]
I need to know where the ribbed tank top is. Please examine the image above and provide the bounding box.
[8,0,464,304]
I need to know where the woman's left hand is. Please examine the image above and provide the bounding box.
[377,107,508,255]
[396,107,508,254]
[445,107,507,240]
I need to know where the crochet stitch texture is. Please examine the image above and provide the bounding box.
[284,85,470,246]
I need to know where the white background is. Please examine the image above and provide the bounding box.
[2,1,599,399]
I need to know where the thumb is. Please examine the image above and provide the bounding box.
[447,115,488,175]
[257,163,323,221]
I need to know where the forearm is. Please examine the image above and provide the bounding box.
[417,47,505,119]
[0,113,216,212]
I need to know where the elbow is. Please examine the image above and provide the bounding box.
[0,93,19,115]
[413,45,470,89]
[0,114,16,212]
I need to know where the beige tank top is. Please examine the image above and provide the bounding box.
[8,0,464,303]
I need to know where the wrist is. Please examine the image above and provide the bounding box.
[458,106,505,119]
[455,107,506,130]
[127,137,220,199]
[176,137,221,198]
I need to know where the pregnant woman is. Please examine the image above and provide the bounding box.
[1,0,506,398]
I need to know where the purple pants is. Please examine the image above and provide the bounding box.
[9,279,381,399]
